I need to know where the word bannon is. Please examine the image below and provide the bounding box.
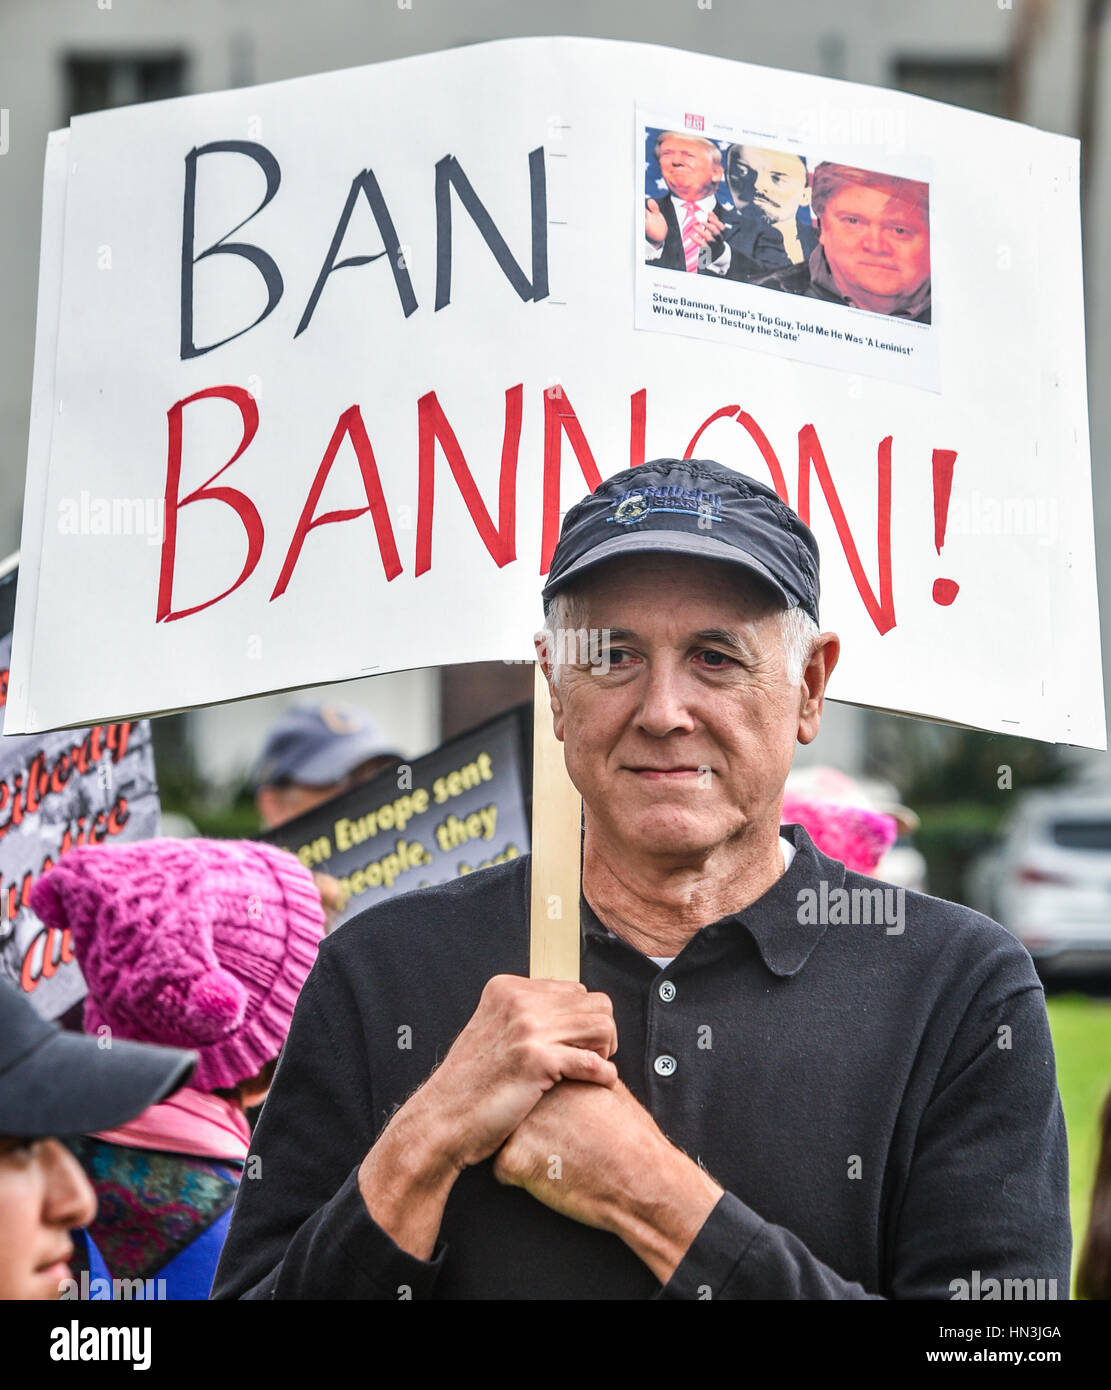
[796,882,905,934]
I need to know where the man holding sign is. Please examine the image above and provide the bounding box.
[213,460,1068,1300]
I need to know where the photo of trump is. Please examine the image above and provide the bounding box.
[644,129,789,281]
[758,162,931,323]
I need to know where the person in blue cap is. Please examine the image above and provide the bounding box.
[215,459,1069,1301]
[252,702,403,831]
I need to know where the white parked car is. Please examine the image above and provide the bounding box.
[967,787,1111,979]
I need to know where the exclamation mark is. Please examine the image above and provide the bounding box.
[931,448,959,606]
[630,389,646,469]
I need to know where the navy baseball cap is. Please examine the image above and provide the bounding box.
[0,979,195,1139]
[251,703,402,791]
[541,459,821,624]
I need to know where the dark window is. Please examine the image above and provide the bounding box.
[893,58,1005,118]
[64,53,187,121]
[1051,820,1111,851]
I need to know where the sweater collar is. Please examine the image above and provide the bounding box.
[729,821,845,976]
[580,822,845,979]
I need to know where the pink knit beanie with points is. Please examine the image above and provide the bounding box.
[30,838,325,1093]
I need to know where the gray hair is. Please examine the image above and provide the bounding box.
[539,588,819,687]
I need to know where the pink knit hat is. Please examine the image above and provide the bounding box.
[781,795,898,875]
[30,838,325,1093]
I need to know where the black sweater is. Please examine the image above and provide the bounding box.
[211,823,1070,1300]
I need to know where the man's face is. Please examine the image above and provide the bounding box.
[257,780,344,831]
[657,135,722,202]
[546,555,827,863]
[256,754,400,830]
[735,146,809,222]
[817,184,930,311]
[0,1136,96,1299]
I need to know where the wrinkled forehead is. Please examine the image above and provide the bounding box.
[827,182,928,226]
[737,146,806,179]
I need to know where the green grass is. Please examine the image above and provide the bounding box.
[1045,993,1111,1296]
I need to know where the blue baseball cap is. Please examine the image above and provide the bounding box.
[251,704,402,790]
[541,459,821,624]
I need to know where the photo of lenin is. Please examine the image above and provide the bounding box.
[759,162,931,323]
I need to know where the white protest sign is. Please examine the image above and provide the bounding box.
[6,37,1103,747]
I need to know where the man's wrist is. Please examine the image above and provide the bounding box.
[602,1138,724,1284]
[357,1093,462,1260]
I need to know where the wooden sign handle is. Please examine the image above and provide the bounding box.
[529,661,581,980]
